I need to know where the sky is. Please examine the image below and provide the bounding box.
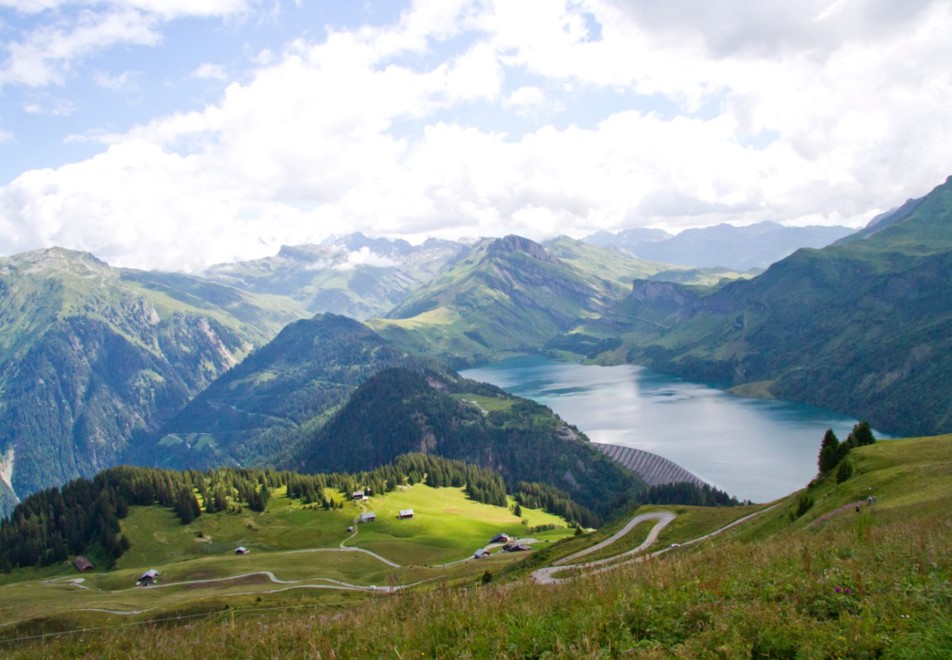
[0,0,950,272]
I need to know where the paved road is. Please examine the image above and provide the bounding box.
[532,504,777,585]
[532,511,675,584]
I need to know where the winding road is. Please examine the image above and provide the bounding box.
[532,511,675,584]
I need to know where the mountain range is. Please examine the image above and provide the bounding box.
[203,233,466,320]
[585,221,854,270]
[1,179,949,517]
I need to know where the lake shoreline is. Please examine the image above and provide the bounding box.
[462,354,868,503]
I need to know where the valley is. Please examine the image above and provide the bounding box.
[1,178,951,655]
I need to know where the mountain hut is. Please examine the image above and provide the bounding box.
[72,556,94,573]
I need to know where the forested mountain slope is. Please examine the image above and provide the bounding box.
[136,314,424,471]
[292,367,644,524]
[0,248,305,515]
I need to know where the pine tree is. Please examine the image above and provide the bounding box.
[818,429,842,475]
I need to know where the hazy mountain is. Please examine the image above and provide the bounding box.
[368,235,659,365]
[203,233,467,320]
[136,314,424,470]
[292,366,644,523]
[545,236,755,288]
[586,221,854,270]
[0,248,306,515]
[591,176,952,437]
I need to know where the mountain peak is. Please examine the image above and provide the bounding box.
[2,246,111,276]
[486,235,553,262]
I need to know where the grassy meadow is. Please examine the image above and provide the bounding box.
[0,482,573,641]
[2,434,951,657]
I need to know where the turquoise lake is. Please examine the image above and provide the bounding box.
[462,355,874,503]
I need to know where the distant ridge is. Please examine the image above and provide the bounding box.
[594,443,706,488]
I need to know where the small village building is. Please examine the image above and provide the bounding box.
[235,546,249,555]
[352,491,365,501]
[138,569,159,586]
[72,556,94,573]
[489,533,511,544]
[474,548,490,559]
[503,543,530,553]
[398,509,414,519]
[361,512,376,523]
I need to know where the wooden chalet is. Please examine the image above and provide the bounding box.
[72,556,94,573]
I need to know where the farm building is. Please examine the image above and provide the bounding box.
[137,569,159,586]
[352,491,364,501]
[72,556,94,573]
[489,533,511,544]
[235,546,249,555]
[473,548,490,559]
[361,512,376,523]
[503,543,530,553]
[398,509,414,519]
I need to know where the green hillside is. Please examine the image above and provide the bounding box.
[293,367,645,525]
[588,176,952,436]
[0,248,306,515]
[134,314,424,470]
[369,235,656,365]
[3,434,949,657]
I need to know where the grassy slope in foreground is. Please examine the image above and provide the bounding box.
[0,483,572,634]
[5,434,949,657]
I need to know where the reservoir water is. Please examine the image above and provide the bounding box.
[462,355,871,503]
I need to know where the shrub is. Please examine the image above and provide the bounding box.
[836,459,853,483]
[795,493,814,518]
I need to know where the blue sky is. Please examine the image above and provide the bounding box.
[1,0,951,271]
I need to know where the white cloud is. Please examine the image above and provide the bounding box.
[94,69,137,91]
[22,97,77,115]
[0,0,951,270]
[0,1,254,88]
[192,62,227,81]
[336,247,401,271]
[1,9,161,87]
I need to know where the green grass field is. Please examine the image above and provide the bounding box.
[0,483,574,635]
